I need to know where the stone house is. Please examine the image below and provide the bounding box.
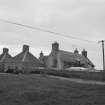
[13,45,42,72]
[4,45,42,73]
[0,48,13,72]
[39,42,95,70]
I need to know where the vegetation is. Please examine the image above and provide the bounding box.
[31,69,105,81]
[0,73,105,105]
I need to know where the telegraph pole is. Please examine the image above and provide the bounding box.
[98,40,105,71]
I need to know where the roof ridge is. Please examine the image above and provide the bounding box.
[59,50,75,55]
[60,50,83,56]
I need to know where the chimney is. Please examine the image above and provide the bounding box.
[39,51,44,63]
[23,45,29,52]
[40,51,44,58]
[3,48,9,54]
[74,48,79,54]
[82,49,87,58]
[52,42,59,51]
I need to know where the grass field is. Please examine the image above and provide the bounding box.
[0,73,105,105]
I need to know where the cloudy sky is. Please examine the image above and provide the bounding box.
[0,0,105,69]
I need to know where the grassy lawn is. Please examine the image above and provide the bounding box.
[0,73,105,105]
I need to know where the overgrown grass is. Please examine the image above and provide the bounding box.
[0,73,105,105]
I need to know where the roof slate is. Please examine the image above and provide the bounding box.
[0,53,13,63]
[13,51,41,66]
[59,50,94,67]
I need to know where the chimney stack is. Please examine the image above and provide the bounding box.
[52,42,59,51]
[23,45,29,52]
[3,48,9,54]
[82,49,87,58]
[40,51,44,58]
[74,48,79,54]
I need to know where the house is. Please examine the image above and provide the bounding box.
[0,48,13,72]
[12,45,42,72]
[39,42,95,70]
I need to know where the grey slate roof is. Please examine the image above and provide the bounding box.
[0,52,12,63]
[13,51,41,67]
[59,50,94,67]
